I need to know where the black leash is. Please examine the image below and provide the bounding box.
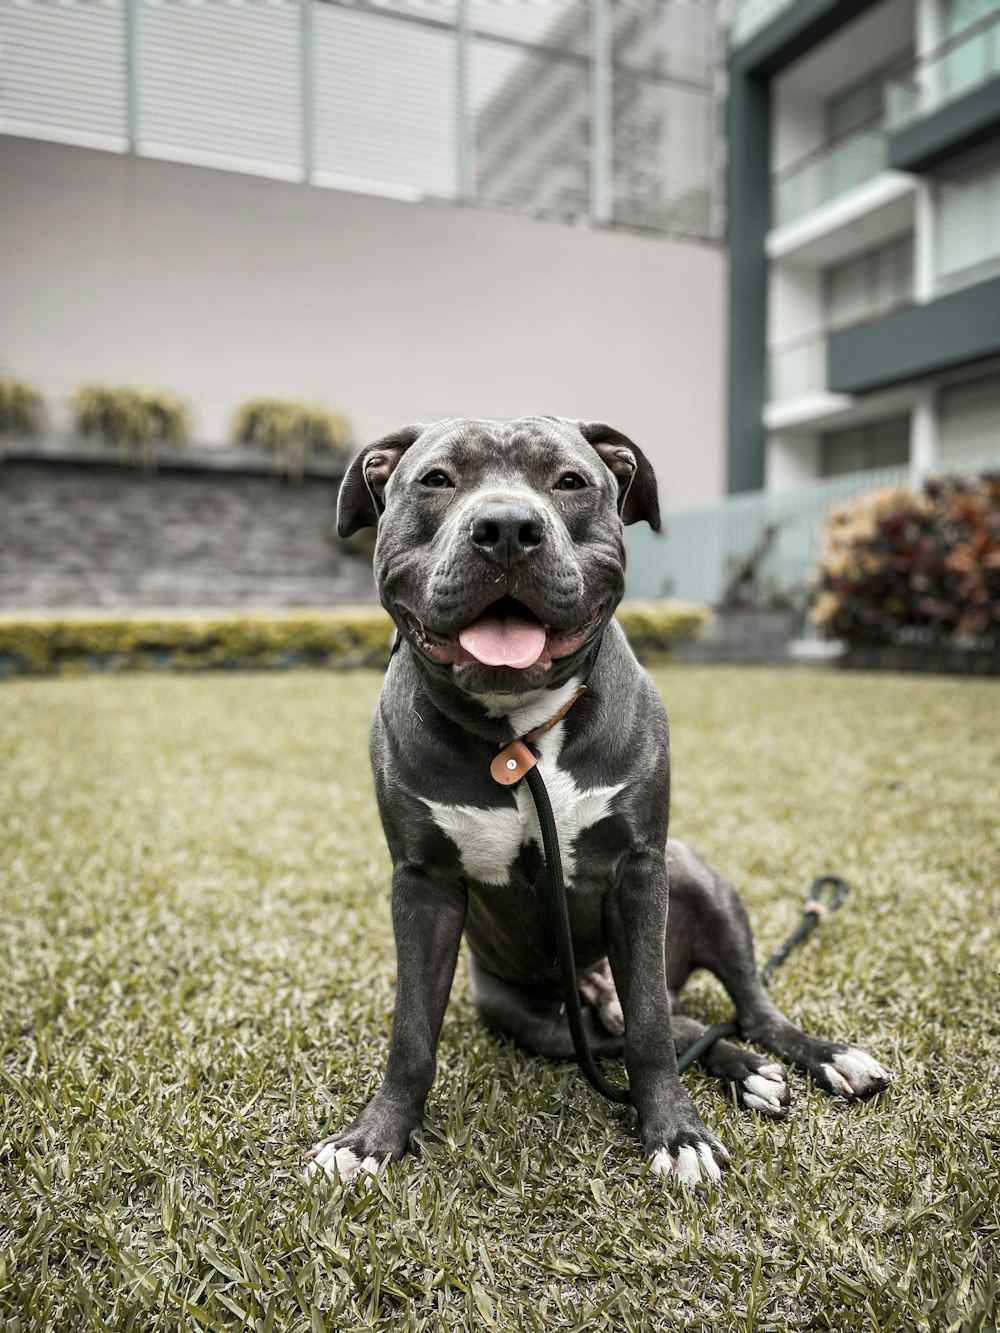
[674,874,849,1074]
[520,751,850,1100]
[524,763,632,1104]
[491,691,851,1107]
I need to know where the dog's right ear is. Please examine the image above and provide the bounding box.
[337,425,425,537]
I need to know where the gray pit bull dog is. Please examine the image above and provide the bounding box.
[306,416,890,1189]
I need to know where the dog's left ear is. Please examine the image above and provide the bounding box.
[577,422,661,532]
[337,424,425,537]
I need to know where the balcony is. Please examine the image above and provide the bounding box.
[767,268,917,425]
[729,0,797,49]
[886,9,1000,172]
[886,9,1000,132]
[768,331,826,402]
[772,114,888,228]
[828,274,1000,395]
[765,330,852,429]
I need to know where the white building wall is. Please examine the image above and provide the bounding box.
[766,431,820,490]
[0,136,727,512]
[770,86,824,173]
[768,263,823,342]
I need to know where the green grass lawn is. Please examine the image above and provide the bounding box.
[1,667,997,1332]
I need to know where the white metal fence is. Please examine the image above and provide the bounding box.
[623,456,1000,612]
[0,0,726,240]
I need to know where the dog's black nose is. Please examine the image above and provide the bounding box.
[470,503,545,565]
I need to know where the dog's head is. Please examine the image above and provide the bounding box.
[338,416,659,696]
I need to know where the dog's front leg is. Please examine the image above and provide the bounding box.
[306,867,466,1182]
[606,850,730,1189]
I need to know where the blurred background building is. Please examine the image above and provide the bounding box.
[1,0,998,618]
[628,0,1000,616]
[0,0,737,608]
[729,0,1000,496]
[0,13,729,448]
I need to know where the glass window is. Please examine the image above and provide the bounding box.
[819,417,911,476]
[826,72,883,139]
[823,234,914,331]
[941,0,997,40]
[939,372,1000,463]
[936,140,1000,283]
[824,49,913,139]
[938,1,1000,103]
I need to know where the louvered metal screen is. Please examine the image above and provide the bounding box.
[0,1,127,152]
[610,0,717,236]
[140,1,302,178]
[313,3,457,198]
[471,1,592,221]
[0,0,725,240]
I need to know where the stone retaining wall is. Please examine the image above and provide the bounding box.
[0,439,375,610]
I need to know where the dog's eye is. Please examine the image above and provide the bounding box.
[420,470,454,489]
[554,472,587,491]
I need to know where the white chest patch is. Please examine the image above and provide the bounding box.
[420,718,624,887]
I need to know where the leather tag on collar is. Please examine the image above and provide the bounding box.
[490,740,537,786]
[490,686,587,786]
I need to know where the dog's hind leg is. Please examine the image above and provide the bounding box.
[670,1008,791,1117]
[666,841,891,1101]
[471,948,789,1115]
[468,950,625,1060]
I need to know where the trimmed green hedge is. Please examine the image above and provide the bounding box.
[0,609,394,677]
[0,601,708,677]
[615,599,708,665]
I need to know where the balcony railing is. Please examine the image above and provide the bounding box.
[768,282,920,403]
[767,331,827,404]
[772,115,888,228]
[729,0,796,48]
[886,8,1000,131]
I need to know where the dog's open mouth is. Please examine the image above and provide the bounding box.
[403,597,603,672]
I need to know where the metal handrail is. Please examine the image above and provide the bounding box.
[771,109,885,184]
[771,111,889,227]
[893,7,1000,77]
[886,8,1000,129]
[767,327,826,353]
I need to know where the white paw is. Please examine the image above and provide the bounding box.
[305,1143,379,1183]
[649,1142,726,1188]
[743,1063,790,1115]
[821,1048,892,1099]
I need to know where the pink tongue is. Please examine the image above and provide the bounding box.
[458,611,547,669]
